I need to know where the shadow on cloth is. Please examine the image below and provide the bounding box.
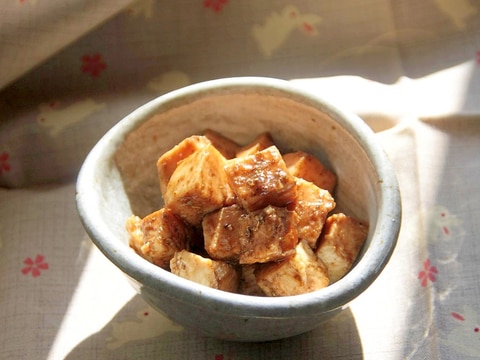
[65,294,363,360]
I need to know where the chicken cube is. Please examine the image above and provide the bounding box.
[283,151,337,194]
[203,204,299,264]
[236,132,275,158]
[294,178,336,249]
[238,264,265,296]
[156,135,210,196]
[255,240,330,297]
[224,146,297,211]
[315,213,369,283]
[202,204,244,261]
[126,208,193,269]
[170,250,239,293]
[164,143,235,226]
[203,129,240,159]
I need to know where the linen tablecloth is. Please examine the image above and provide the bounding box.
[1,1,480,359]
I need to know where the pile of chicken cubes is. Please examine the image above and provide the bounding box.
[126,130,368,297]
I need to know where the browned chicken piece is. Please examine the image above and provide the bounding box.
[126,208,194,270]
[315,213,369,283]
[170,250,239,293]
[203,129,241,159]
[203,204,299,264]
[224,145,297,212]
[238,206,298,264]
[202,204,244,261]
[163,143,236,226]
[293,178,336,249]
[255,240,330,297]
[156,135,210,196]
[238,264,266,296]
[283,151,337,194]
[235,132,275,158]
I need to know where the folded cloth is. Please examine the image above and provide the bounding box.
[0,0,134,90]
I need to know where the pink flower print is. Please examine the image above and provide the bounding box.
[0,152,11,175]
[203,0,228,12]
[21,254,49,277]
[451,311,465,321]
[418,259,438,287]
[439,212,451,235]
[289,8,299,18]
[302,22,315,34]
[451,310,480,333]
[81,53,107,77]
[288,7,319,35]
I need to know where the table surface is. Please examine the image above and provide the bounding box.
[1,1,480,359]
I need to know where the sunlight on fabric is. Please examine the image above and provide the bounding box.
[405,61,476,117]
[290,75,408,118]
[290,60,475,119]
[47,237,137,360]
[347,118,452,359]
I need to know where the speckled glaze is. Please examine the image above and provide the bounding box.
[76,77,401,342]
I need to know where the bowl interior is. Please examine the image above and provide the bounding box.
[115,91,377,223]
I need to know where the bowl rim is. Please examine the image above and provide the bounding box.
[76,76,401,318]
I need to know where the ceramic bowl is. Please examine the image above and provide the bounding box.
[76,77,401,342]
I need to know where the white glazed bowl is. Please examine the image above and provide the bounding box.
[76,77,401,342]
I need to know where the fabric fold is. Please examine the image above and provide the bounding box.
[0,0,135,90]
